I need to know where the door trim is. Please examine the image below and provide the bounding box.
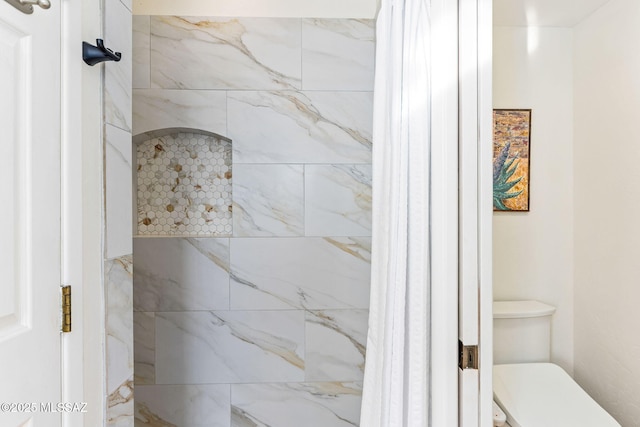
[459,0,480,423]
[457,0,493,424]
[478,0,493,424]
[61,0,104,425]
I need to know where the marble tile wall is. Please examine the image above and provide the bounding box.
[105,0,133,426]
[134,237,370,426]
[133,16,374,427]
[106,256,134,427]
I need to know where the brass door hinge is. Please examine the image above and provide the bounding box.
[61,285,71,333]
[459,340,478,370]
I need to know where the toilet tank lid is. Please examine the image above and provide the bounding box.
[493,300,556,319]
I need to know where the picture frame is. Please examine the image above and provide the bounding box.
[493,109,532,212]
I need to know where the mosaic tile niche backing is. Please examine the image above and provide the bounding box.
[136,130,232,236]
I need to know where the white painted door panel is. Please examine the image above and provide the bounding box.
[0,1,61,426]
[459,0,480,423]
[459,0,493,426]
[478,0,494,424]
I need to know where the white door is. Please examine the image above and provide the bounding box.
[458,0,481,420]
[459,0,493,426]
[0,0,62,425]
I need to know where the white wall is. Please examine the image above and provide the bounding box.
[574,0,640,424]
[132,0,379,18]
[493,26,575,373]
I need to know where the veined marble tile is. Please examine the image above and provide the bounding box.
[231,382,362,427]
[228,91,373,164]
[105,0,132,131]
[155,311,305,384]
[305,310,368,382]
[305,165,372,237]
[134,312,155,385]
[230,237,371,310]
[232,164,304,236]
[135,384,230,427]
[106,124,133,259]
[150,17,301,90]
[106,256,134,395]
[107,377,134,427]
[133,16,150,89]
[133,238,230,311]
[302,19,375,91]
[133,89,227,136]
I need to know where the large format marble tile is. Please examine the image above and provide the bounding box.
[305,310,368,382]
[133,89,227,136]
[230,237,371,310]
[134,312,155,385]
[232,164,304,236]
[133,238,230,311]
[228,91,373,164]
[107,377,134,427]
[106,256,134,396]
[302,19,375,91]
[136,384,230,427]
[106,124,133,259]
[105,0,132,131]
[305,164,372,237]
[150,17,301,90]
[133,16,150,89]
[155,311,305,384]
[231,382,362,427]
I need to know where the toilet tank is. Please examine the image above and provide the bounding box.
[493,300,556,365]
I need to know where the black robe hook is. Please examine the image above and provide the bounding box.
[83,39,122,66]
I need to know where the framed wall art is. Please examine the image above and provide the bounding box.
[493,109,531,211]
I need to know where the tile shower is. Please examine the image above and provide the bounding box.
[132,16,374,427]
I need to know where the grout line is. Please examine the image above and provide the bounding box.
[302,164,307,237]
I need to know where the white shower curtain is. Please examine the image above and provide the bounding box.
[360,0,431,425]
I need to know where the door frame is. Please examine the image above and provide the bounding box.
[457,0,494,424]
[433,0,492,424]
[60,0,104,425]
[477,0,493,424]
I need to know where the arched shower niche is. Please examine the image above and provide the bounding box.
[133,128,233,237]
